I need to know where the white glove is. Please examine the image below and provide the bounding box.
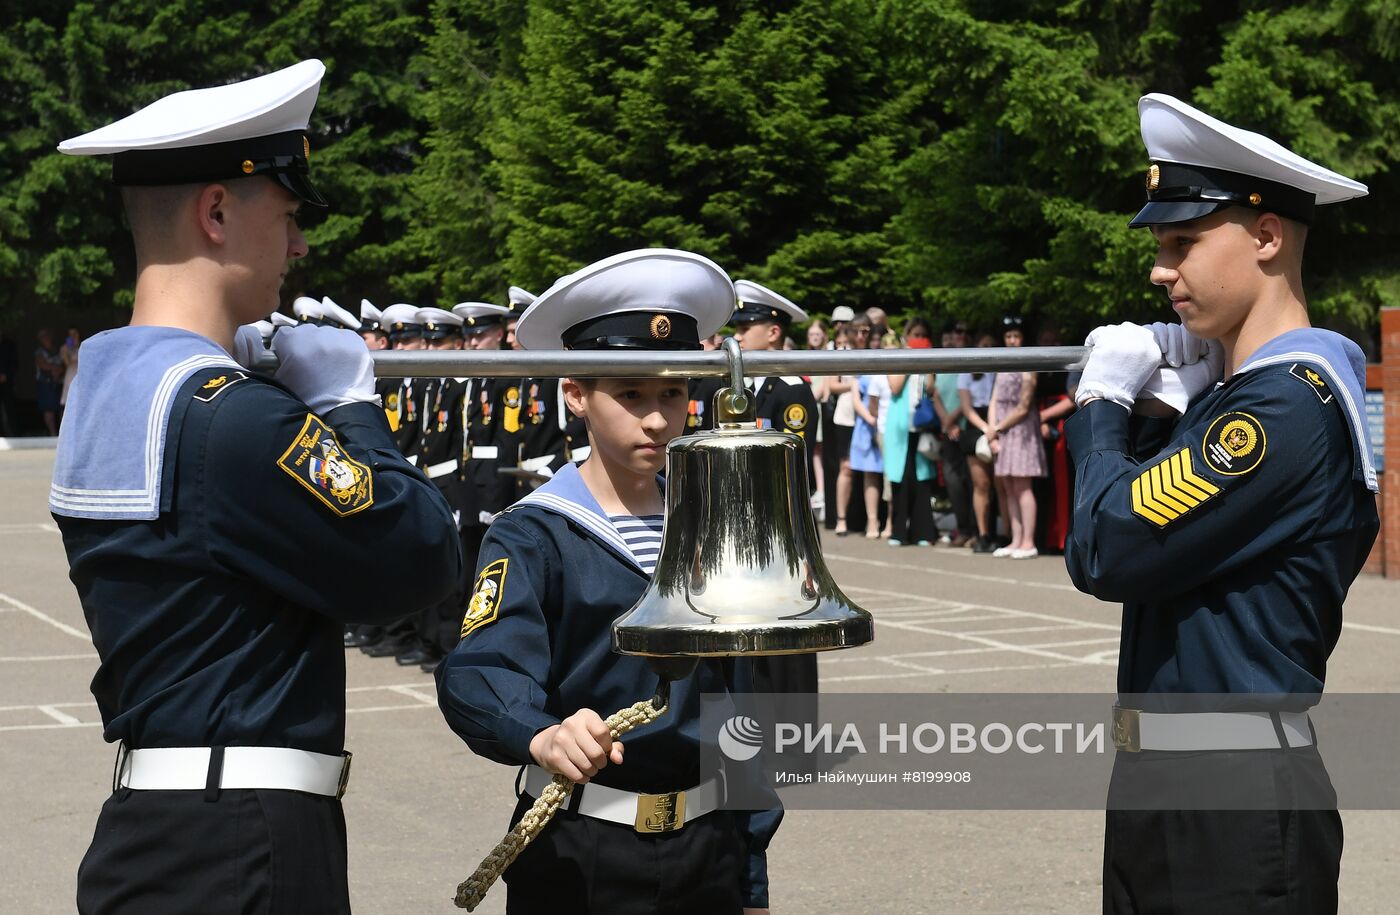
[1075,323,1162,409]
[1135,339,1224,415]
[270,324,379,415]
[1145,321,1210,368]
[232,324,266,369]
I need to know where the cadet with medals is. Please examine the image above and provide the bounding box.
[453,300,515,531]
[1065,95,1379,911]
[50,61,462,912]
[398,307,475,671]
[437,249,780,914]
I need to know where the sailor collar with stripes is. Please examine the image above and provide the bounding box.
[50,326,240,520]
[507,461,665,571]
[1234,327,1377,492]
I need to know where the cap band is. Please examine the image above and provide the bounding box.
[562,311,700,351]
[112,130,327,206]
[733,303,791,326]
[1131,161,1315,227]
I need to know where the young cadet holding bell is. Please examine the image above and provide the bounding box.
[50,60,462,913]
[1064,94,1379,912]
[437,249,781,914]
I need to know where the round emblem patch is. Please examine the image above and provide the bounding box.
[783,403,807,430]
[505,386,521,408]
[650,314,672,339]
[1202,411,1266,476]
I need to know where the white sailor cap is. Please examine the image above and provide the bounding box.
[732,279,807,326]
[417,307,465,340]
[1131,93,1368,227]
[507,285,537,316]
[380,303,425,341]
[320,296,361,331]
[451,302,512,333]
[58,59,328,207]
[292,296,325,324]
[253,319,277,345]
[270,311,297,328]
[359,299,383,333]
[516,249,733,351]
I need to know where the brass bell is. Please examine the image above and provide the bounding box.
[612,340,873,667]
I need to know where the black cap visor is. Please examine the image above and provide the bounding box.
[1128,200,1229,229]
[274,170,328,208]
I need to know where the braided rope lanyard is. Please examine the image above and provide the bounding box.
[454,696,670,910]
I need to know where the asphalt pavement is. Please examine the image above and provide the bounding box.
[3,448,1397,913]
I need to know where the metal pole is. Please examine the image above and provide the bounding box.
[252,346,1087,378]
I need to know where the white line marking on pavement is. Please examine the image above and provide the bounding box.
[852,584,1119,632]
[0,592,90,640]
[0,653,98,662]
[823,661,1089,683]
[1341,621,1400,636]
[387,684,438,706]
[826,551,1085,592]
[37,705,82,725]
[0,522,60,535]
[0,722,101,732]
[877,617,1115,666]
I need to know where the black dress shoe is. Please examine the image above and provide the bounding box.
[394,646,437,666]
[972,535,996,554]
[365,639,415,658]
[420,658,443,675]
[344,630,378,649]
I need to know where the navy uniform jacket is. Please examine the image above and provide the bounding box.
[1064,329,1379,701]
[435,463,780,906]
[495,377,586,499]
[689,374,817,441]
[51,328,463,755]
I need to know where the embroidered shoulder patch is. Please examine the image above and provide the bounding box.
[1202,411,1266,476]
[1131,448,1221,528]
[1288,363,1334,405]
[783,403,807,430]
[277,414,374,516]
[461,558,508,637]
[192,371,248,403]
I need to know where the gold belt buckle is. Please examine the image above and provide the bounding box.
[634,790,686,833]
[337,751,353,800]
[1111,707,1141,752]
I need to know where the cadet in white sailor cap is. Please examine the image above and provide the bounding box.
[359,299,389,350]
[437,248,782,913]
[505,285,537,350]
[51,60,461,913]
[320,296,361,331]
[291,294,326,324]
[1064,94,1378,913]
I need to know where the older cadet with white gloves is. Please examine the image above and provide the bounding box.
[50,60,461,913]
[1064,94,1379,912]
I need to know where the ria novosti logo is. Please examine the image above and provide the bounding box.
[717,715,764,761]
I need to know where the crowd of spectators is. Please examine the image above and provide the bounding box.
[809,309,1075,558]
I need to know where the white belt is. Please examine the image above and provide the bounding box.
[1112,708,1313,752]
[425,458,459,479]
[405,453,419,466]
[117,746,352,798]
[470,446,498,460]
[523,765,721,834]
[519,455,556,473]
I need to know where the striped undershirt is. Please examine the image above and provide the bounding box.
[609,513,665,574]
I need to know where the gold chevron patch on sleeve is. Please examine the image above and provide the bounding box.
[1131,448,1221,528]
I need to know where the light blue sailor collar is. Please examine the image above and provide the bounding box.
[1236,327,1377,492]
[510,462,664,571]
[50,326,240,519]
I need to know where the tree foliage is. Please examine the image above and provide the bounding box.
[2,0,1396,343]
